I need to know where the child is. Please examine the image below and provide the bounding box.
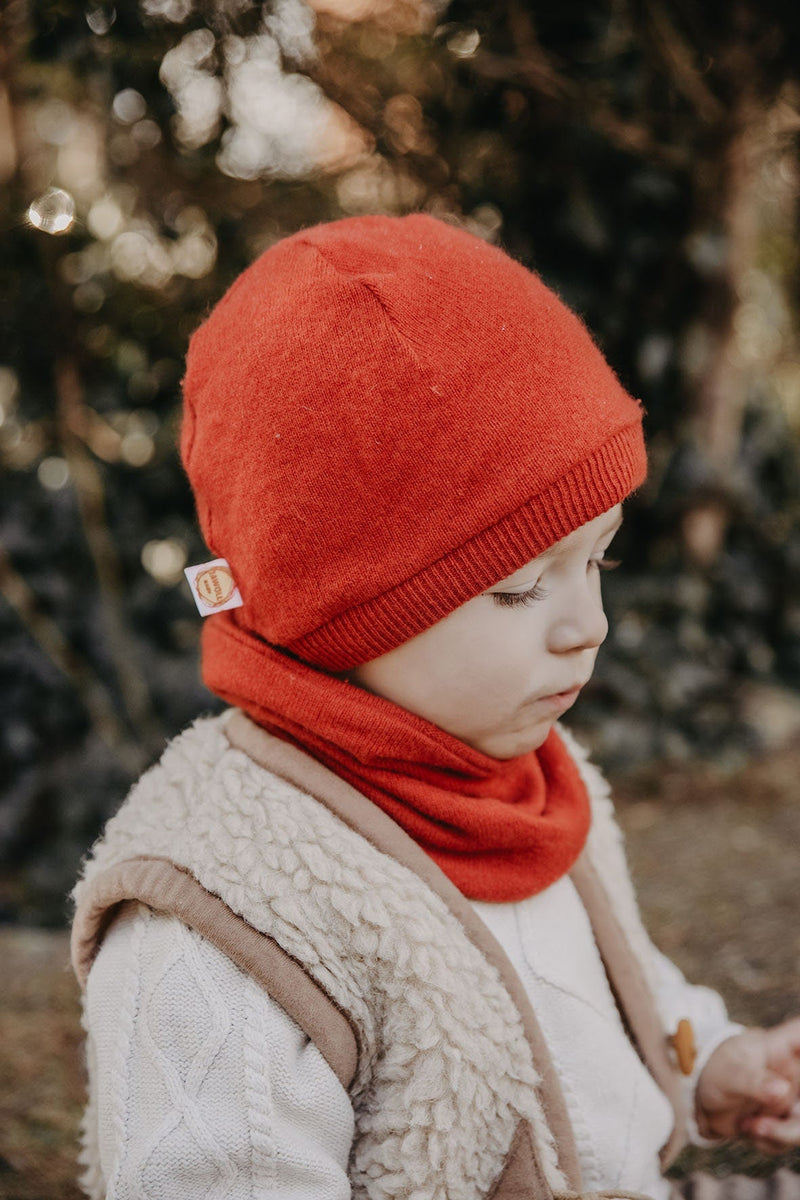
[71,214,800,1199]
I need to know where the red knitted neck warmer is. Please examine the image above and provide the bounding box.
[203,612,592,903]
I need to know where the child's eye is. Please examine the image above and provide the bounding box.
[491,583,549,608]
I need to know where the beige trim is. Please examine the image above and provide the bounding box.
[569,855,688,1168]
[224,707,580,1194]
[488,1120,550,1200]
[71,855,359,1091]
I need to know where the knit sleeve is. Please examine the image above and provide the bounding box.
[647,943,745,1146]
[80,901,355,1199]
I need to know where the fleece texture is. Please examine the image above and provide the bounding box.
[73,712,566,1200]
[80,878,742,1200]
[71,711,748,1200]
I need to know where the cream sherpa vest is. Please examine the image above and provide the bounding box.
[72,708,688,1200]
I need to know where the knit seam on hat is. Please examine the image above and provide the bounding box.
[285,420,646,671]
[300,239,432,374]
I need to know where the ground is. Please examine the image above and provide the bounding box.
[2,740,800,1197]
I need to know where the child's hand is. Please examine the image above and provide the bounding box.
[695,1018,800,1153]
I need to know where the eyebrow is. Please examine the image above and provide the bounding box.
[537,541,571,561]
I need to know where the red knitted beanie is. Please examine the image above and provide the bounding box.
[181,213,646,671]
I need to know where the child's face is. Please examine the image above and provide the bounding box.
[348,504,623,759]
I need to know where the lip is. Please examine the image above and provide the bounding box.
[534,685,584,712]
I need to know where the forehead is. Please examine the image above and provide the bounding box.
[489,504,623,589]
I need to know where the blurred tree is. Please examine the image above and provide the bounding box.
[1,0,799,920]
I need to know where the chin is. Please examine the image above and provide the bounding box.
[478,724,553,760]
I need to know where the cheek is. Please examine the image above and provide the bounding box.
[349,603,547,729]
[430,609,541,702]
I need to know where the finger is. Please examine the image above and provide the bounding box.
[754,1074,796,1116]
[740,1103,794,1136]
[768,1048,800,1086]
[766,1018,800,1065]
[749,1136,794,1157]
[742,1110,800,1149]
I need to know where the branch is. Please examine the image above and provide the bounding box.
[0,539,149,775]
[469,50,691,168]
[639,1,727,126]
[54,357,164,759]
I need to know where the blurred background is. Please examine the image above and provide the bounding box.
[1,0,800,1192]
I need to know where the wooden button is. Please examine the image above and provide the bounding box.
[669,1018,697,1075]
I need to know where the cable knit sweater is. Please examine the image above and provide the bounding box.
[72,710,740,1200]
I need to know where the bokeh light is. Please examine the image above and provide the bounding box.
[446,27,480,57]
[27,187,76,234]
[85,6,116,34]
[33,100,76,147]
[141,0,193,21]
[141,537,189,584]
[38,456,71,490]
[87,195,124,241]
[112,89,147,125]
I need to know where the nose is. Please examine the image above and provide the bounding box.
[547,583,608,655]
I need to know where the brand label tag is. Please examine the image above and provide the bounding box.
[184,558,244,617]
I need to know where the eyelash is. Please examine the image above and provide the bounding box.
[491,558,621,608]
[492,583,548,608]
